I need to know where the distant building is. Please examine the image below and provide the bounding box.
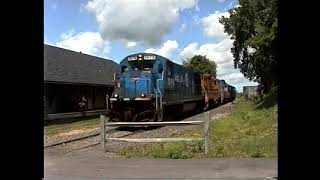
[44,44,120,120]
[243,86,258,99]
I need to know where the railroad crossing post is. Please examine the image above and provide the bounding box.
[100,115,106,152]
[204,111,209,155]
[106,95,109,110]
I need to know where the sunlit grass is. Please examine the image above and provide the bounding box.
[120,98,277,159]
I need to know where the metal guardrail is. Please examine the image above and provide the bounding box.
[100,111,210,155]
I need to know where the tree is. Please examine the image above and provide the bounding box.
[220,0,277,94]
[183,55,217,77]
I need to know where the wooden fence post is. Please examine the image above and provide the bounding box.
[105,116,110,152]
[100,115,106,152]
[204,111,209,155]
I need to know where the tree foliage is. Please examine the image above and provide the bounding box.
[183,55,217,77]
[220,0,277,94]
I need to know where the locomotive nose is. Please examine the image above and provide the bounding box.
[120,73,151,99]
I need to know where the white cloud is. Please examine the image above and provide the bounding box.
[180,38,233,65]
[179,38,257,91]
[56,30,110,58]
[85,0,197,46]
[179,23,187,32]
[201,11,230,40]
[179,42,199,60]
[219,71,250,85]
[126,41,137,48]
[217,0,226,3]
[145,40,179,59]
[179,40,234,76]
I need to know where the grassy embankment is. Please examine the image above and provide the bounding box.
[120,96,277,159]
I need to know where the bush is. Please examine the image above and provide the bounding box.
[256,86,278,109]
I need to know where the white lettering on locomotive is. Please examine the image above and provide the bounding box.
[167,77,175,88]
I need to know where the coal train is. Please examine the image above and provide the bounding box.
[107,53,236,122]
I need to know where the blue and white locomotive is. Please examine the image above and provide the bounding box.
[108,53,205,122]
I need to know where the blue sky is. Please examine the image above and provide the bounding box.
[44,0,257,92]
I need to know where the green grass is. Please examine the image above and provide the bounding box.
[120,98,277,159]
[44,116,100,137]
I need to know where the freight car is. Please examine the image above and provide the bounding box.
[108,53,236,122]
[201,75,236,108]
[201,74,221,109]
[222,80,236,102]
[221,80,231,103]
[108,53,205,122]
[228,85,236,101]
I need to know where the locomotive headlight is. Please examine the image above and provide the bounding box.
[141,93,145,97]
[114,93,118,98]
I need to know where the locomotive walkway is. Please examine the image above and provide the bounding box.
[44,146,277,180]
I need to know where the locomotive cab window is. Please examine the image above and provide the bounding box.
[121,66,129,73]
[128,60,154,71]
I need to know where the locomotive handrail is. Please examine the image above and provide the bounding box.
[100,111,211,155]
[156,70,164,110]
[155,88,158,111]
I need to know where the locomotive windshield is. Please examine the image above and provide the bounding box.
[128,60,154,71]
[121,65,129,73]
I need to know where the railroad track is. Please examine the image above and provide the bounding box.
[44,127,148,148]
[44,127,152,158]
[44,103,231,149]
[44,103,233,159]
[44,104,217,149]
[44,132,101,148]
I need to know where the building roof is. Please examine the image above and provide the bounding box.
[44,44,120,85]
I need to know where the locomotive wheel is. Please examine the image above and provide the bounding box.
[108,111,121,122]
[213,100,218,108]
[204,102,209,110]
